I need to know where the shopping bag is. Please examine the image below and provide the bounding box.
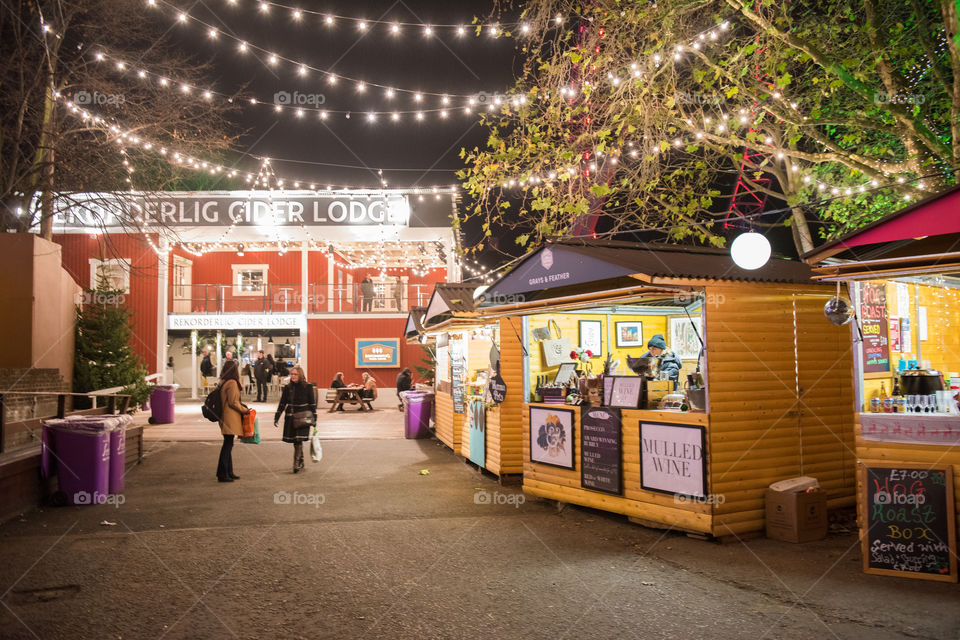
[540,319,573,368]
[310,428,322,463]
[242,408,257,438]
[240,417,260,444]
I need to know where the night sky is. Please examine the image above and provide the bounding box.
[172,0,519,191]
[157,1,796,263]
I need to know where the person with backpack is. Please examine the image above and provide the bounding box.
[216,359,251,482]
[274,365,317,473]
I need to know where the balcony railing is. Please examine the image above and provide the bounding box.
[170,283,434,314]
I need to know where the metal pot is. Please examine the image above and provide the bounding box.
[685,388,707,411]
[899,370,944,396]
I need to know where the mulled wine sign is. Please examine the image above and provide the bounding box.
[580,407,622,495]
[860,282,890,373]
[860,464,957,582]
[639,422,707,499]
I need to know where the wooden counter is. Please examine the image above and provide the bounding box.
[522,403,713,534]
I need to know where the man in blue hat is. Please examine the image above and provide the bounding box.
[643,334,682,384]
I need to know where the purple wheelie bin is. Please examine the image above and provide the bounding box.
[402,391,434,439]
[48,422,112,505]
[149,384,178,424]
[61,415,130,493]
[42,415,131,498]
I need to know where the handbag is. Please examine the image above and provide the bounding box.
[292,403,315,429]
[240,417,260,444]
[310,427,323,463]
[241,408,257,438]
[540,319,573,367]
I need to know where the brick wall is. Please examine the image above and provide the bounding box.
[1,369,68,451]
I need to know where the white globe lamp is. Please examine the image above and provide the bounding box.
[730,232,771,270]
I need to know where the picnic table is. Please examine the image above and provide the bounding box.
[326,387,373,412]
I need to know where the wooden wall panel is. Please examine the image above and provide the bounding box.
[705,283,856,537]
[434,391,462,454]
[486,317,525,475]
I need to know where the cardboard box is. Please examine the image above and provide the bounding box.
[765,488,828,543]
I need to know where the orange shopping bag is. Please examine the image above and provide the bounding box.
[242,408,257,438]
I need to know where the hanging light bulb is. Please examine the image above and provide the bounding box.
[730,232,771,270]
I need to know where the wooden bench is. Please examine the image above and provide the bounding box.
[325,388,374,412]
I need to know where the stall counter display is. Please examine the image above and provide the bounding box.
[516,283,855,537]
[524,403,712,532]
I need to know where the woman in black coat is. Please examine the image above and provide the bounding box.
[273,365,317,473]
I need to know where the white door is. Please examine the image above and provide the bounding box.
[173,256,193,313]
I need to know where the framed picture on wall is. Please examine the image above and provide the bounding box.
[669,316,703,360]
[578,320,603,357]
[615,321,644,348]
[529,406,575,469]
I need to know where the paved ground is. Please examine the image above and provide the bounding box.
[1,409,958,639]
[140,391,408,441]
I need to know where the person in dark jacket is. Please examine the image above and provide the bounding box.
[360,277,375,312]
[643,334,683,384]
[396,367,412,411]
[254,350,270,402]
[266,353,276,378]
[200,349,214,385]
[274,365,317,473]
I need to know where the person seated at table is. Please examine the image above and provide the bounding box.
[329,372,347,411]
[360,372,378,407]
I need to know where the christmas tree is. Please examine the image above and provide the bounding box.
[73,275,151,409]
[413,343,436,385]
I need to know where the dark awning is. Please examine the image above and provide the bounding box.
[422,283,479,329]
[481,238,815,304]
[404,306,427,338]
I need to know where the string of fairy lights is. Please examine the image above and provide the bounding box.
[188,0,534,34]
[88,49,478,123]
[151,0,538,37]
[482,16,941,206]
[142,0,517,105]
[57,91,463,191]
[42,0,950,274]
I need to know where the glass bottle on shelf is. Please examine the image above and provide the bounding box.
[880,382,892,413]
[891,378,904,413]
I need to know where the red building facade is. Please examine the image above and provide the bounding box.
[53,189,457,394]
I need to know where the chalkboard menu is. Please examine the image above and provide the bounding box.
[860,282,890,373]
[450,336,465,414]
[860,464,957,582]
[580,407,622,495]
